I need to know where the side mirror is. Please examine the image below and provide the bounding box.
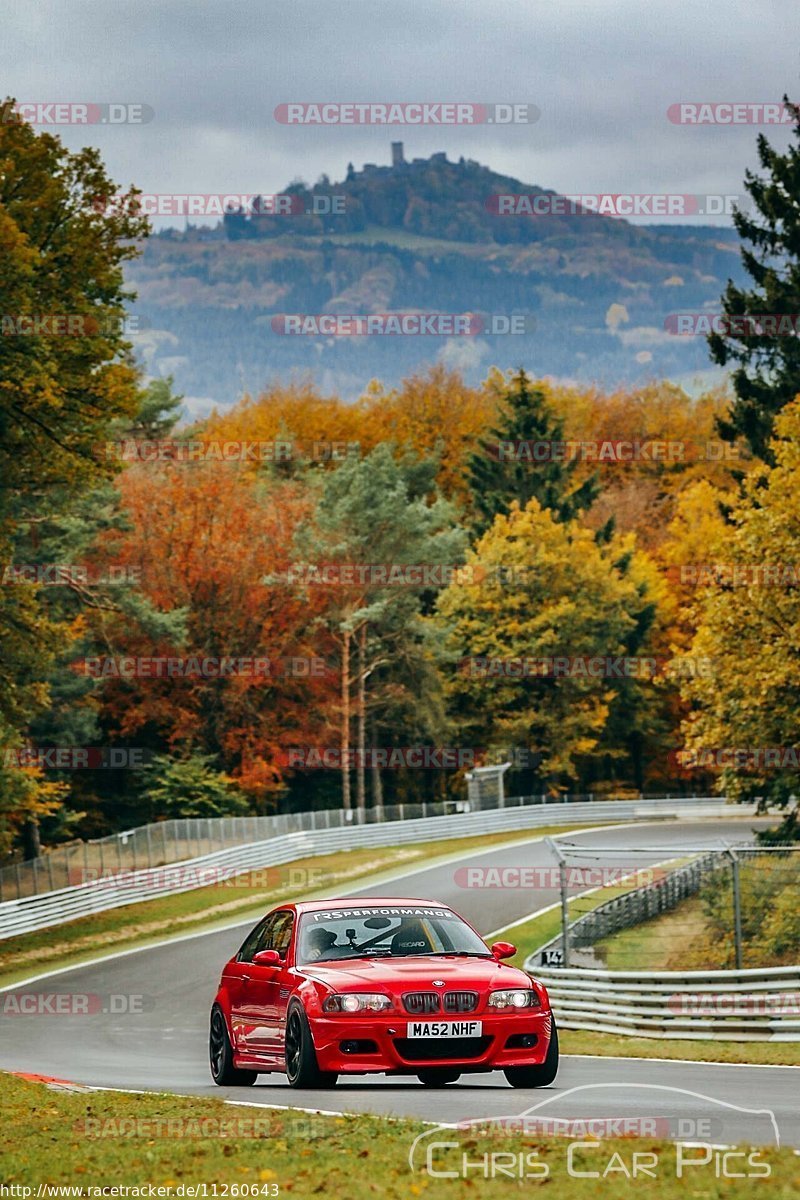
[253,949,282,967]
[490,940,517,961]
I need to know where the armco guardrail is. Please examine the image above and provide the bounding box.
[530,965,800,1041]
[0,795,735,940]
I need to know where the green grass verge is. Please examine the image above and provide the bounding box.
[560,1029,800,1066]
[3,1073,796,1193]
[593,895,710,971]
[0,822,599,988]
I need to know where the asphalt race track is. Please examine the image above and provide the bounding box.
[1,818,797,1147]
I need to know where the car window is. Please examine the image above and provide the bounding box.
[237,913,275,963]
[271,911,294,959]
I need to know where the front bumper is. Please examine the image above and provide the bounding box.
[311,1009,554,1074]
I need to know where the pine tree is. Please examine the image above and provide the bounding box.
[466,369,600,536]
[709,96,800,461]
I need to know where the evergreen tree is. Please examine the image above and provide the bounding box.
[709,96,800,461]
[466,369,599,536]
[294,445,466,814]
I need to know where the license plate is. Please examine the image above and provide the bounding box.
[406,1020,482,1038]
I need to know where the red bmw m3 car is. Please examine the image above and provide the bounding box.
[210,897,559,1088]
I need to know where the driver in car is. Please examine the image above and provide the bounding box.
[304,926,338,962]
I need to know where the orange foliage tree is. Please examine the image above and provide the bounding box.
[104,461,338,802]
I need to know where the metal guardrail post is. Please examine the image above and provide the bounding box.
[728,847,744,970]
[545,837,570,968]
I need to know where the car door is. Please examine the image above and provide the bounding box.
[265,910,296,1058]
[229,912,277,1057]
[237,910,294,1061]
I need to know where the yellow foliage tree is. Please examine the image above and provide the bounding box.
[680,396,800,828]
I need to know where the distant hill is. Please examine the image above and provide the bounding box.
[125,147,744,410]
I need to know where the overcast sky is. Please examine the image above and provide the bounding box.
[1,0,797,224]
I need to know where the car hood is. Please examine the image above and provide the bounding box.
[301,955,532,992]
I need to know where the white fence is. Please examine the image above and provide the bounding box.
[529,964,800,1041]
[0,795,734,940]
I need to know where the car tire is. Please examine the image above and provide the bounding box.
[503,1020,559,1088]
[417,1069,461,1087]
[209,1005,258,1086]
[285,1003,338,1088]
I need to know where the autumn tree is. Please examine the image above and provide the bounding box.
[365,365,495,503]
[7,381,187,841]
[435,500,664,790]
[202,381,371,480]
[106,458,333,807]
[680,397,800,837]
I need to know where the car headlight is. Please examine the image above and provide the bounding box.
[322,993,393,1013]
[487,988,541,1010]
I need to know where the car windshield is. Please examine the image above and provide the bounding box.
[296,905,491,964]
